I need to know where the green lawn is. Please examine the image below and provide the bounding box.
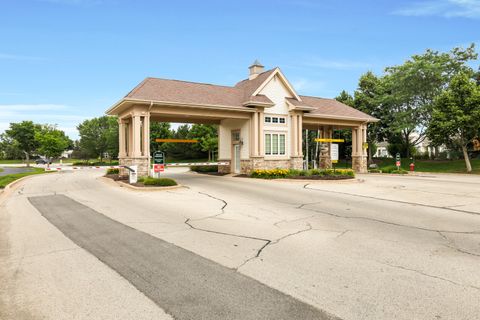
[0,159,25,164]
[372,158,480,174]
[0,168,50,189]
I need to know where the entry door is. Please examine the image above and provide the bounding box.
[234,144,241,173]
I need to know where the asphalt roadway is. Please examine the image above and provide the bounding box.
[1,168,480,319]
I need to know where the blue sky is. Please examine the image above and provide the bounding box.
[1,0,479,139]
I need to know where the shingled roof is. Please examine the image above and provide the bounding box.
[114,68,376,121]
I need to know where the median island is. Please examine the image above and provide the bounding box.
[104,168,178,188]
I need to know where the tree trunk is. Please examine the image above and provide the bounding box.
[462,145,472,172]
[24,151,30,167]
[404,132,410,159]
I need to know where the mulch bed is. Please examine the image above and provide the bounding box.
[105,174,128,181]
[104,174,178,188]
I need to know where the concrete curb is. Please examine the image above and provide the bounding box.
[98,176,185,191]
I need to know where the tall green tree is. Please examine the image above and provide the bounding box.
[77,116,118,162]
[5,121,41,166]
[189,124,218,161]
[150,122,172,154]
[427,72,480,172]
[385,44,478,158]
[0,133,23,160]
[354,71,393,161]
[35,125,71,161]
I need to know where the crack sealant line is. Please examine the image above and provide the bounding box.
[437,231,480,258]
[236,224,313,270]
[198,191,228,210]
[378,260,480,291]
[303,183,480,216]
[297,203,480,235]
[184,218,270,244]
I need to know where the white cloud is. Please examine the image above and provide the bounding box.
[394,0,480,18]
[0,104,67,111]
[291,78,326,92]
[0,104,94,140]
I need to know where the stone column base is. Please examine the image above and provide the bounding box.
[352,155,367,173]
[218,164,231,174]
[290,156,304,170]
[319,155,332,169]
[119,157,150,176]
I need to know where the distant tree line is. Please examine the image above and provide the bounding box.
[1,115,218,164]
[0,121,72,166]
[335,44,480,172]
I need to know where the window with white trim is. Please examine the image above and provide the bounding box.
[265,133,286,155]
[265,116,286,124]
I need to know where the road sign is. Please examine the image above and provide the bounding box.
[153,151,165,164]
[153,164,165,173]
[395,153,401,169]
[331,143,339,163]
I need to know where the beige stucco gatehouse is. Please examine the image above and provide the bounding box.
[106,61,377,176]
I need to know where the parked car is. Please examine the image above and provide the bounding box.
[35,158,51,165]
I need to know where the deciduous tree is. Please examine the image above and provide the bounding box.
[5,121,41,166]
[427,72,480,172]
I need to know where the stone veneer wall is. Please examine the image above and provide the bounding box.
[218,163,231,174]
[352,155,367,173]
[119,157,150,176]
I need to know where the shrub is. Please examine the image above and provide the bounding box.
[137,176,146,183]
[190,165,218,173]
[250,168,290,179]
[250,168,355,179]
[381,166,398,173]
[323,169,355,177]
[106,168,119,175]
[389,169,408,174]
[369,169,382,173]
[143,177,178,186]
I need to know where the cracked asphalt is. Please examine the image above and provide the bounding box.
[1,168,480,319]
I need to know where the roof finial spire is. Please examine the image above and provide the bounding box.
[249,59,264,80]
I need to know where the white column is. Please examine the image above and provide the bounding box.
[362,124,368,156]
[252,112,259,156]
[352,127,358,156]
[259,110,264,156]
[358,126,363,156]
[118,119,126,158]
[291,114,298,156]
[132,115,142,157]
[297,114,303,156]
[143,113,150,157]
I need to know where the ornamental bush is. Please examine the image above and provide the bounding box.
[143,177,178,186]
[250,168,355,179]
[250,168,290,179]
[106,168,119,175]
